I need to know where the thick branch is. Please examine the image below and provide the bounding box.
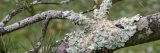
[1,0,159,53]
[125,12,160,48]
[114,12,160,50]
[51,12,160,53]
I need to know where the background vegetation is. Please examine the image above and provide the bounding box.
[0,0,160,53]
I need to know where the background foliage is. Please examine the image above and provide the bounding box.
[0,0,160,53]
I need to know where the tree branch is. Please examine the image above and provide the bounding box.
[112,0,122,4]
[0,0,159,53]
[51,12,160,53]
[0,0,74,27]
[117,12,160,50]
[26,16,51,53]
[0,10,63,36]
[81,0,122,14]
[0,10,87,36]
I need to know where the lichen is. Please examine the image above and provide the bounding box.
[93,0,112,19]
[60,0,141,53]
[64,14,141,53]
[63,11,91,25]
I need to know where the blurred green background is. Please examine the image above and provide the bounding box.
[0,0,160,53]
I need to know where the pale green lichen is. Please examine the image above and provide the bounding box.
[93,0,112,19]
[61,0,141,53]
[63,11,91,25]
[64,14,141,53]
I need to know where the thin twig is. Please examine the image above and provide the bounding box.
[26,17,51,53]
[80,0,122,14]
[0,10,67,36]
[0,0,74,27]
[36,0,74,5]
[80,9,94,14]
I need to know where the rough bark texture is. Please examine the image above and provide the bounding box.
[53,12,160,53]
[0,10,64,36]
[124,12,160,48]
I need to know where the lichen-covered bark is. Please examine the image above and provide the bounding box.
[114,12,160,50]
[51,13,160,52]
[0,10,75,36]
[62,15,140,53]
[0,0,159,53]
[0,0,73,27]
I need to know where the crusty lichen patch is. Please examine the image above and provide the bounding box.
[59,0,141,53]
[63,13,141,53]
[93,0,112,19]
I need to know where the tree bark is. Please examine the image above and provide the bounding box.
[122,12,160,49]
[53,12,160,53]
